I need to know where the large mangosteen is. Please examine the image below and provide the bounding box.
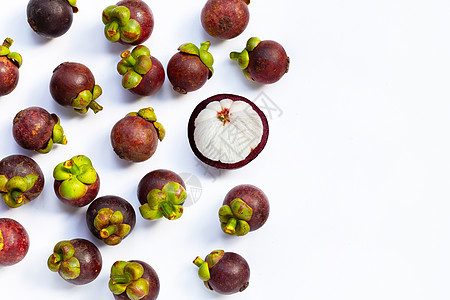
[0,218,30,266]
[0,38,22,97]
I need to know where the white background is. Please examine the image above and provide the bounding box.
[0,0,450,299]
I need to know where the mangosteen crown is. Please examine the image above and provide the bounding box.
[127,107,165,141]
[219,198,253,236]
[102,5,141,43]
[178,41,214,78]
[117,45,152,89]
[109,261,150,299]
[229,37,261,80]
[47,241,81,280]
[0,174,37,208]
[94,208,131,246]
[193,250,225,281]
[37,113,67,154]
[0,38,22,68]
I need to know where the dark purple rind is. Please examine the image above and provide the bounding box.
[247,40,289,84]
[63,238,102,285]
[54,175,100,207]
[0,56,19,96]
[86,195,136,242]
[208,252,250,295]
[167,52,210,94]
[137,169,186,205]
[27,0,74,38]
[116,0,154,45]
[129,56,165,96]
[0,218,29,266]
[187,94,269,169]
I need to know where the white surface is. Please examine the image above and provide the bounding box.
[1,0,450,299]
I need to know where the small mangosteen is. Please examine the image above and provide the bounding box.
[230,37,290,84]
[109,260,160,300]
[201,0,250,40]
[50,62,103,114]
[12,106,67,154]
[219,184,269,236]
[47,238,102,285]
[0,155,44,208]
[117,45,165,96]
[53,155,100,207]
[0,38,22,97]
[102,0,154,45]
[167,41,214,94]
[111,107,165,163]
[193,250,250,295]
[86,195,136,246]
[27,0,78,38]
[137,169,187,221]
[188,94,269,169]
[0,218,29,266]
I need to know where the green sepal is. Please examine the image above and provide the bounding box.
[235,220,251,236]
[134,55,152,75]
[58,177,87,200]
[110,261,150,299]
[154,122,165,141]
[105,23,121,42]
[36,139,53,154]
[198,262,210,281]
[205,250,225,268]
[140,182,186,221]
[245,37,261,52]
[178,41,214,78]
[218,205,233,223]
[0,38,22,68]
[139,203,163,220]
[131,45,150,59]
[178,43,199,55]
[162,182,187,205]
[230,198,253,221]
[48,241,80,280]
[109,279,128,295]
[7,52,22,68]
[0,230,3,251]
[122,71,142,89]
[102,5,119,24]
[0,175,7,192]
[72,90,92,109]
[120,19,141,44]
[51,115,67,146]
[0,46,10,56]
[137,107,157,122]
[60,257,81,280]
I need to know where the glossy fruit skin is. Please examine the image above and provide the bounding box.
[0,218,29,266]
[113,260,160,300]
[27,0,76,38]
[54,175,100,207]
[86,195,136,242]
[247,40,289,84]
[116,0,154,45]
[137,169,186,206]
[0,56,19,96]
[111,115,159,162]
[207,252,250,294]
[167,52,210,94]
[201,0,249,40]
[129,56,165,96]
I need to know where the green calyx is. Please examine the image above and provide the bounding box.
[229,37,261,81]
[0,38,22,68]
[47,241,81,280]
[102,5,141,44]
[127,107,165,141]
[0,230,3,251]
[219,198,253,236]
[193,250,225,282]
[0,174,37,208]
[117,45,152,89]
[72,85,103,114]
[139,181,186,221]
[109,261,150,300]
[36,114,67,154]
[66,0,79,13]
[53,155,97,200]
[178,41,214,78]
[94,208,131,245]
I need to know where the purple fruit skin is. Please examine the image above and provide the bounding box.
[129,56,165,96]
[86,195,136,241]
[116,0,154,45]
[247,40,289,84]
[12,106,55,151]
[27,0,74,38]
[0,155,45,202]
[54,175,100,207]
[113,260,160,300]
[201,0,249,40]
[0,218,29,266]
[208,252,250,295]
[137,169,186,205]
[167,52,210,94]
[223,184,269,231]
[0,56,19,96]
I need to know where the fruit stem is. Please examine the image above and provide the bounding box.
[107,21,119,37]
[111,273,133,285]
[223,218,237,235]
[121,51,136,66]
[88,100,103,114]
[193,256,204,267]
[100,225,118,238]
[63,159,80,175]
[2,38,13,48]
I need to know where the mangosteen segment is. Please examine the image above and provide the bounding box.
[219,199,252,236]
[117,45,153,89]
[109,261,150,299]
[48,241,81,280]
[94,208,131,245]
[103,5,142,44]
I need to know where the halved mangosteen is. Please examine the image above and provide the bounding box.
[187,94,269,169]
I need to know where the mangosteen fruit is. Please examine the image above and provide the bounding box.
[188,94,269,169]
[102,0,154,45]
[0,155,44,208]
[117,45,165,96]
[0,218,29,266]
[53,155,100,207]
[137,169,187,221]
[201,0,250,40]
[0,38,22,97]
[111,107,165,163]
[109,260,160,300]
[86,195,136,246]
[167,41,214,94]
[230,37,290,84]
[50,62,103,114]
[219,184,269,236]
[12,106,67,154]
[193,250,250,295]
[47,238,102,285]
[27,0,78,38]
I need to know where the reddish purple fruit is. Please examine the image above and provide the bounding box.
[167,41,214,94]
[47,238,102,285]
[86,195,136,246]
[103,0,154,45]
[137,169,187,221]
[0,218,30,266]
[109,260,160,300]
[117,45,165,96]
[201,0,250,40]
[219,184,269,236]
[193,250,250,295]
[50,62,103,114]
[0,38,22,96]
[12,106,67,154]
[0,155,44,208]
[111,107,165,163]
[188,94,269,169]
[230,37,290,84]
